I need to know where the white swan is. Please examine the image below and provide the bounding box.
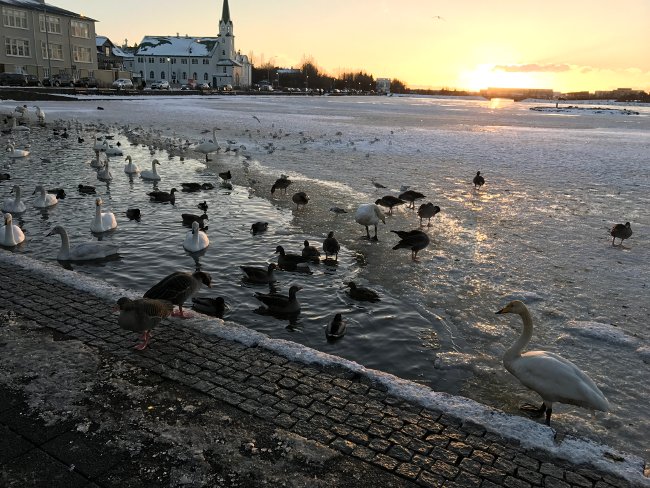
[355,203,386,240]
[90,198,117,233]
[89,150,104,169]
[2,185,26,213]
[0,213,25,246]
[183,221,210,252]
[140,159,161,181]
[92,136,105,152]
[123,155,140,174]
[496,300,609,425]
[193,128,220,161]
[10,117,30,133]
[97,158,113,182]
[33,185,58,208]
[6,143,30,159]
[34,106,45,124]
[47,225,119,261]
[101,139,123,156]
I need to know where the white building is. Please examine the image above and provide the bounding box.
[132,0,251,88]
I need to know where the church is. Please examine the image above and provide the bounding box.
[131,0,251,88]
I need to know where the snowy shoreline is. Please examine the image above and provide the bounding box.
[530,105,640,115]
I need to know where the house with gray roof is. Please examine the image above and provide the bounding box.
[96,36,134,73]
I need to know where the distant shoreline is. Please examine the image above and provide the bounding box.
[530,105,640,115]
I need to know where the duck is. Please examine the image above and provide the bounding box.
[181,182,203,192]
[47,225,119,261]
[181,213,208,228]
[271,177,292,195]
[375,195,405,215]
[391,229,430,261]
[473,171,485,189]
[193,127,220,161]
[610,222,632,246]
[0,173,10,181]
[322,231,340,261]
[148,188,177,204]
[126,208,141,220]
[6,143,29,159]
[0,213,25,246]
[115,297,173,350]
[140,159,161,181]
[302,240,321,261]
[496,300,609,426]
[275,245,309,270]
[197,201,209,212]
[240,263,278,284]
[346,282,380,302]
[325,313,346,340]
[398,190,426,209]
[33,185,58,208]
[354,203,385,241]
[90,198,117,233]
[2,185,26,213]
[417,203,441,227]
[191,296,226,318]
[96,158,113,182]
[48,188,66,200]
[183,221,210,252]
[292,192,309,209]
[123,155,140,174]
[254,285,302,314]
[218,170,232,181]
[251,221,268,234]
[78,184,96,194]
[144,270,212,318]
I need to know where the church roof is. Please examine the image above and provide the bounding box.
[135,36,219,57]
[221,0,231,23]
[216,59,242,67]
[0,0,96,20]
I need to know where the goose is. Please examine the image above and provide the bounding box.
[2,185,26,213]
[47,225,119,261]
[496,300,609,425]
[144,270,212,318]
[181,213,208,228]
[271,177,292,195]
[254,285,302,314]
[96,158,113,182]
[6,143,29,159]
[292,192,309,209]
[322,231,340,261]
[181,182,202,192]
[473,171,485,189]
[417,203,441,227]
[140,159,161,181]
[251,221,268,234]
[193,128,220,161]
[183,221,210,252]
[33,185,58,208]
[391,229,430,261]
[148,188,177,204]
[191,296,226,318]
[346,282,380,302]
[325,313,346,340]
[115,297,173,350]
[126,208,141,220]
[354,203,385,241]
[302,240,321,261]
[90,198,117,233]
[610,222,632,246]
[398,190,426,209]
[123,155,140,174]
[375,195,405,215]
[240,263,277,284]
[0,213,25,246]
[275,245,309,270]
[78,184,96,194]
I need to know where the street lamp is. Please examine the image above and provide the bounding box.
[166,57,171,85]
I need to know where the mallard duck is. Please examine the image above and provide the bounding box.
[148,188,177,204]
[33,185,58,208]
[115,297,173,350]
[275,245,309,270]
[417,203,441,227]
[346,282,380,302]
[197,201,209,212]
[292,192,309,209]
[48,225,119,261]
[473,171,485,189]
[251,221,268,234]
[191,296,226,318]
[240,263,277,283]
[183,221,210,252]
[398,190,425,209]
[271,177,292,194]
[354,203,385,241]
[90,198,117,233]
[78,184,96,194]
[391,229,430,261]
[302,240,321,261]
[126,208,141,220]
[375,195,405,215]
[610,222,632,246]
[181,182,202,192]
[254,285,302,314]
[0,212,25,246]
[326,313,346,339]
[144,270,212,318]
[322,231,340,261]
[2,185,26,214]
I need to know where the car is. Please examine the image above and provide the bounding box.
[0,72,40,86]
[150,80,170,90]
[197,82,210,90]
[180,84,192,91]
[112,78,133,89]
[42,74,74,87]
[74,77,98,88]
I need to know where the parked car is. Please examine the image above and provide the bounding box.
[42,74,74,87]
[180,84,192,91]
[150,80,170,90]
[0,72,40,86]
[197,82,210,90]
[74,77,98,88]
[112,78,133,89]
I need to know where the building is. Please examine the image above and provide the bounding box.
[132,0,251,89]
[0,0,97,80]
[96,36,133,72]
[376,78,390,94]
[480,87,554,101]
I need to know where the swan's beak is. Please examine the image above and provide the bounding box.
[496,305,509,314]
[46,230,53,237]
[495,309,505,314]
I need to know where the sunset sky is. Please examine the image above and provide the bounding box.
[55,0,650,92]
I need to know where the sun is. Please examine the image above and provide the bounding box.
[459,64,543,91]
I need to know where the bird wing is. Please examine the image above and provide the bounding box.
[144,272,192,302]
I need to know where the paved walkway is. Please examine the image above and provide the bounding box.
[0,257,647,487]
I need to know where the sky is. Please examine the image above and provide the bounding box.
[55,0,650,93]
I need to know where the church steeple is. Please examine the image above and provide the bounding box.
[221,0,231,24]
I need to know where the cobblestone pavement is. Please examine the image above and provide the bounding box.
[0,258,648,488]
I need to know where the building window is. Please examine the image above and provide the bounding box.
[161,71,166,80]
[72,45,92,63]
[202,59,209,65]
[171,58,176,64]
[148,56,154,63]
[191,59,198,64]
[222,67,227,73]
[149,70,154,79]
[182,72,187,80]
[138,57,143,63]
[5,38,30,57]
[38,14,61,34]
[159,58,165,63]
[193,72,197,80]
[222,50,225,56]
[104,47,110,56]
[70,20,90,39]
[204,73,209,81]
[181,59,187,65]
[41,41,63,60]
[2,7,28,29]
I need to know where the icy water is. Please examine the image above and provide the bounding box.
[1,95,648,459]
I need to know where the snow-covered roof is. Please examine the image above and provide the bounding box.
[136,36,219,57]
[216,59,242,67]
[0,0,96,21]
[96,36,132,59]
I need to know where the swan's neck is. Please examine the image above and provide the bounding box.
[94,205,103,223]
[152,162,157,174]
[4,220,15,244]
[58,230,70,254]
[39,187,46,197]
[14,187,21,201]
[213,129,217,143]
[504,308,533,363]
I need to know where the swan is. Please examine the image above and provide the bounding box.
[92,136,105,151]
[496,300,609,425]
[89,150,104,168]
[355,203,385,240]
[34,106,45,124]
[2,185,26,213]
[6,143,30,158]
[144,270,212,318]
[101,139,123,156]
[115,297,173,350]
[10,117,30,133]
[33,185,58,208]
[90,198,117,232]
[47,225,119,261]
[473,171,485,189]
[96,157,113,182]
[140,159,161,181]
[0,213,25,246]
[193,128,220,161]
[183,221,210,252]
[123,155,140,174]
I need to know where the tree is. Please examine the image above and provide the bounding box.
[390,79,407,93]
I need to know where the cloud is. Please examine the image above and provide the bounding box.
[493,63,571,73]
